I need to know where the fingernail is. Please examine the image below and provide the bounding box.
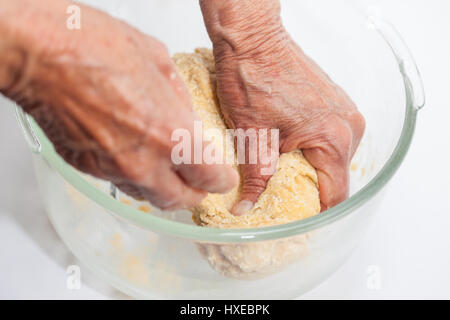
[232,200,253,216]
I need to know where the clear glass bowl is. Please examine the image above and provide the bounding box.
[15,0,424,299]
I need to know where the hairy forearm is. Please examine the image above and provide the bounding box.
[199,0,285,55]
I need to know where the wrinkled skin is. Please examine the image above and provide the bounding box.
[0,0,237,210]
[201,0,365,214]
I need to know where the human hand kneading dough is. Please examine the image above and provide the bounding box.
[0,0,237,210]
[201,0,365,214]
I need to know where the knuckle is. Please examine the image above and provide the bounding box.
[321,122,353,163]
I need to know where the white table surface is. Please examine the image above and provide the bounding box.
[1,0,449,299]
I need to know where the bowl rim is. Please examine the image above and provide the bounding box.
[26,17,422,243]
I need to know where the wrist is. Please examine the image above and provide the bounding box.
[200,0,286,56]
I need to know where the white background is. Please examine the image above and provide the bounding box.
[0,0,449,299]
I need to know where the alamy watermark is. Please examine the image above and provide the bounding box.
[171,121,279,175]
[66,264,81,290]
[366,265,382,291]
[66,5,81,30]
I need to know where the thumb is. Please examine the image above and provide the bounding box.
[231,150,279,216]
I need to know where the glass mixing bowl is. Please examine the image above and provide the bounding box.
[14,0,424,299]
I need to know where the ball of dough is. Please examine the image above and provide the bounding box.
[173,49,321,279]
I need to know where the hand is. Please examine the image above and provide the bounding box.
[201,0,365,214]
[0,0,237,210]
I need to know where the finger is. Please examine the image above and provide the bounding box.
[147,168,208,210]
[116,168,207,211]
[171,121,239,194]
[231,147,279,216]
[302,148,349,212]
[176,162,239,194]
[231,163,272,216]
[229,129,280,216]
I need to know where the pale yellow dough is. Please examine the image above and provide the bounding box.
[173,49,321,279]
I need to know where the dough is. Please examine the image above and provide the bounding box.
[173,49,321,279]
